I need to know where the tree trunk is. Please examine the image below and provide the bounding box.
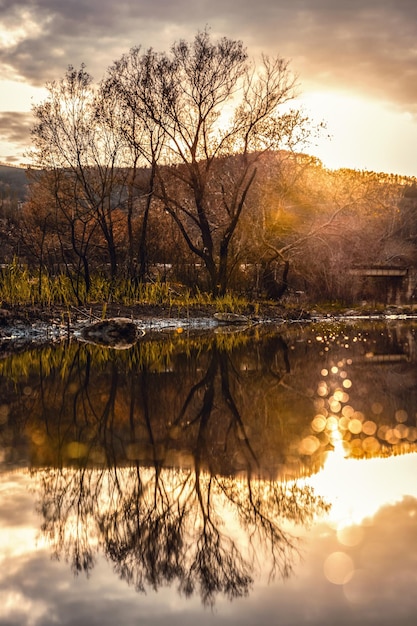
[138,163,156,283]
[262,260,290,300]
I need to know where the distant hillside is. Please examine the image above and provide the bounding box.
[0,164,28,201]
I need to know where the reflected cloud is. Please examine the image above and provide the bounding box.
[1,321,417,617]
[274,494,417,624]
[0,328,331,604]
[29,463,329,605]
[2,452,417,623]
[306,445,417,526]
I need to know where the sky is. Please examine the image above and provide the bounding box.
[0,0,416,176]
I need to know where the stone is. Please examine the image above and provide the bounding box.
[213,312,250,324]
[79,317,140,349]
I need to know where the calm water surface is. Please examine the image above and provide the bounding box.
[1,320,417,625]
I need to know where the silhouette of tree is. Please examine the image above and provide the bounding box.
[34,459,329,605]
[27,334,330,605]
[29,65,129,293]
[103,30,311,295]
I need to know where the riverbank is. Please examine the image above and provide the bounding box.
[1,300,417,351]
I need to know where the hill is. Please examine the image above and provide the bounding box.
[0,163,28,201]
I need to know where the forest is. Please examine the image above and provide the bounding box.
[1,31,417,308]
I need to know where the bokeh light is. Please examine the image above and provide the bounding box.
[324,551,354,585]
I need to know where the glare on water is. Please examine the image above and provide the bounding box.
[1,321,417,624]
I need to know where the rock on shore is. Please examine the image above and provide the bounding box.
[79,317,140,349]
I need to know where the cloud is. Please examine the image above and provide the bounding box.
[0,0,216,84]
[1,0,417,165]
[0,111,33,161]
[0,0,416,113]
[0,111,33,143]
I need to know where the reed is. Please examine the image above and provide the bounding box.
[0,263,250,311]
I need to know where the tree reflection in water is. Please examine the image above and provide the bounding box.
[4,330,329,605]
[34,463,329,605]
[3,322,415,603]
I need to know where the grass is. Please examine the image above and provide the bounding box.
[0,323,267,383]
[0,261,252,313]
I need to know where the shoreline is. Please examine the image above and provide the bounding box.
[1,301,417,353]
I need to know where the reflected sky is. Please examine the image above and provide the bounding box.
[1,321,417,624]
[1,452,417,625]
[306,443,417,525]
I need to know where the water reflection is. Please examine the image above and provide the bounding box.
[305,322,417,459]
[33,465,328,605]
[0,320,417,614]
[3,322,415,474]
[2,466,417,626]
[0,329,318,476]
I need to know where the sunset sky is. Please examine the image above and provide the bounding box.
[0,0,416,176]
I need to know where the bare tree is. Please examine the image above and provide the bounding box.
[108,30,311,295]
[100,50,167,282]
[29,65,127,292]
[242,159,407,302]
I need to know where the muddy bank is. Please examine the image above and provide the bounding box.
[1,301,417,355]
[0,302,251,354]
[0,301,283,336]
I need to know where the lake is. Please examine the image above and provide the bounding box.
[1,319,417,625]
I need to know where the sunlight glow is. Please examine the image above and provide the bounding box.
[299,326,417,527]
[306,443,417,527]
[299,90,417,176]
[0,81,46,112]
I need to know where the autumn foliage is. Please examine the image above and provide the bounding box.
[1,32,417,305]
